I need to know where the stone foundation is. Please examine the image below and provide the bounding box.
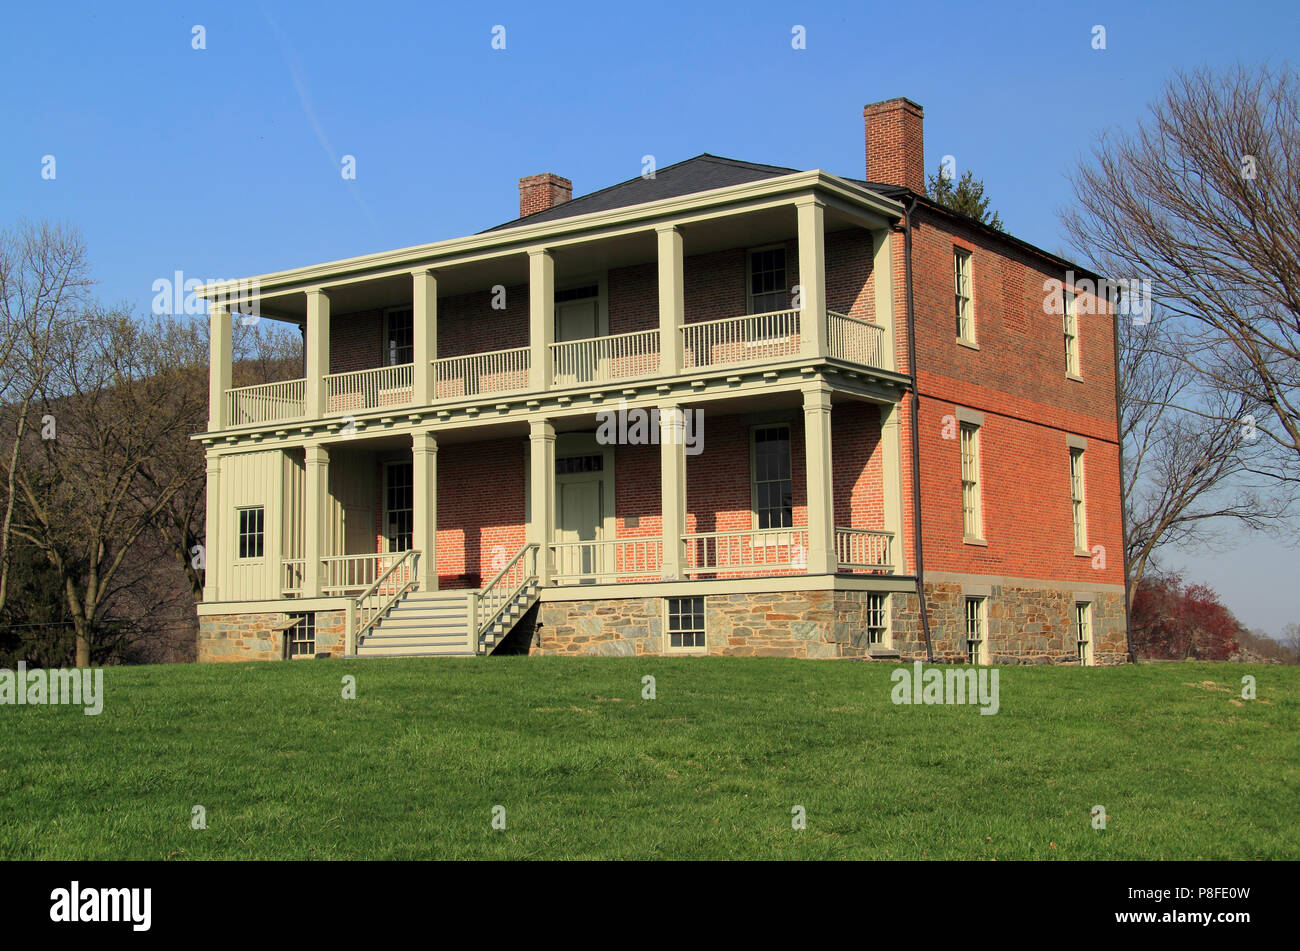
[531,583,1128,664]
[198,610,346,662]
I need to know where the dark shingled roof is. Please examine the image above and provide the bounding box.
[484,154,900,232]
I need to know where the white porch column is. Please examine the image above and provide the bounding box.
[303,444,329,597]
[208,303,232,431]
[305,289,331,418]
[659,403,687,580]
[871,227,897,371]
[797,198,827,359]
[412,269,437,405]
[802,382,837,575]
[528,250,555,393]
[656,225,684,376]
[203,452,222,601]
[879,402,906,573]
[527,418,556,585]
[412,430,438,589]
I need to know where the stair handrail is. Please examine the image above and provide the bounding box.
[349,549,421,652]
[475,543,539,645]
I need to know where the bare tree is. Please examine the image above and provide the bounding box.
[0,221,94,613]
[1064,65,1300,591]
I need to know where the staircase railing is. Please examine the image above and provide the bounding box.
[471,543,539,652]
[345,549,420,654]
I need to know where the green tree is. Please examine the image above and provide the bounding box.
[926,163,1004,230]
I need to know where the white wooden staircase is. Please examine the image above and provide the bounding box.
[350,544,541,657]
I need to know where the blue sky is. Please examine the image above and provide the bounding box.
[2,1,1296,634]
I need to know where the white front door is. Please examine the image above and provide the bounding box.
[556,477,603,582]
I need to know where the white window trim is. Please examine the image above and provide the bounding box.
[236,505,265,562]
[664,596,707,653]
[964,595,989,665]
[1069,446,1088,554]
[749,422,796,543]
[1064,288,1081,379]
[865,592,891,649]
[954,247,974,345]
[960,422,984,544]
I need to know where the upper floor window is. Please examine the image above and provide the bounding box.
[237,506,264,560]
[1069,446,1087,551]
[751,424,793,529]
[748,247,788,314]
[954,248,973,343]
[386,307,413,366]
[1063,290,1080,376]
[960,422,983,541]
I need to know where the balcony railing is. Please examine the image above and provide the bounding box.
[320,552,412,595]
[324,363,413,414]
[434,346,530,399]
[222,310,892,429]
[551,329,660,386]
[683,527,810,575]
[227,378,306,425]
[827,311,885,368]
[550,536,663,585]
[833,527,893,571]
[681,309,801,370]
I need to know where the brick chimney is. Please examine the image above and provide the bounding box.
[518,173,572,217]
[863,98,925,193]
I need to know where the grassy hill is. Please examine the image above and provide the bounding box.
[1,658,1295,859]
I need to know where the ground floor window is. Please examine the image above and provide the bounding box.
[386,462,413,552]
[965,596,987,664]
[866,593,889,646]
[237,506,264,560]
[667,596,705,650]
[287,612,315,658]
[1075,601,1093,666]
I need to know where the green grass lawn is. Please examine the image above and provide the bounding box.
[0,657,1295,860]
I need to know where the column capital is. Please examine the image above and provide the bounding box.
[527,246,553,259]
[654,223,682,235]
[795,195,827,210]
[412,430,438,453]
[529,417,556,440]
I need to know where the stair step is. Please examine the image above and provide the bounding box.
[363,631,469,644]
[355,647,477,657]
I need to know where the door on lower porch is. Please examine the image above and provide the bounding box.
[556,475,603,584]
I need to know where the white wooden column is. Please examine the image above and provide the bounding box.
[659,403,687,580]
[303,444,329,597]
[208,303,232,431]
[528,250,555,393]
[879,402,906,573]
[412,269,437,405]
[527,418,556,584]
[656,225,684,376]
[871,227,897,371]
[305,289,331,418]
[802,382,836,574]
[203,451,222,601]
[797,198,827,359]
[412,431,438,589]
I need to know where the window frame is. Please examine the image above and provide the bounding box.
[749,423,795,532]
[1069,446,1088,553]
[746,245,790,316]
[665,596,706,652]
[964,596,989,665]
[384,306,414,368]
[286,612,316,659]
[384,460,414,553]
[865,592,890,648]
[954,247,974,345]
[960,422,984,543]
[1075,601,1094,666]
[236,505,265,561]
[1063,289,1081,378]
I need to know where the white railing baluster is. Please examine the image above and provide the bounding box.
[680,310,801,370]
[225,378,306,425]
[434,346,530,399]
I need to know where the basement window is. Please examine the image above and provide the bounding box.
[287,612,316,659]
[1075,602,1094,666]
[666,596,706,651]
[865,593,889,646]
[965,596,988,665]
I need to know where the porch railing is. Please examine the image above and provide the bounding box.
[321,552,411,595]
[550,536,663,585]
[472,542,539,651]
[551,329,660,385]
[827,311,886,369]
[434,346,530,399]
[324,363,413,414]
[833,528,894,571]
[682,527,810,575]
[226,378,306,425]
[346,549,420,653]
[681,309,801,370]
[281,558,307,597]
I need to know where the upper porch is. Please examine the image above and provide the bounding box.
[201,171,906,440]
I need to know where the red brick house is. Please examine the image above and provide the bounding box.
[195,97,1129,664]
